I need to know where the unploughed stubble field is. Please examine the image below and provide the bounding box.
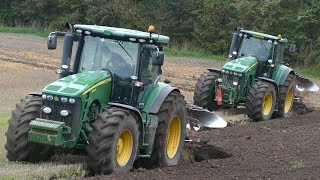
[0,33,319,179]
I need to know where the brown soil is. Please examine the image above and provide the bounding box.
[93,111,320,180]
[1,33,320,179]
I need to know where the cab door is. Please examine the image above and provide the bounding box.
[136,46,160,109]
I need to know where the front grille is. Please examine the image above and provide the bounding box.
[41,96,81,140]
[220,71,245,104]
[221,72,243,87]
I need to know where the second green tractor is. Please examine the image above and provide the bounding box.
[194,28,317,121]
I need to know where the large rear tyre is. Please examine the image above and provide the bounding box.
[149,91,187,167]
[5,95,54,162]
[273,74,295,118]
[86,107,139,175]
[193,71,219,111]
[246,82,276,121]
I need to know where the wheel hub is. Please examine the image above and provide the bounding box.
[116,130,133,167]
[263,93,273,116]
[285,87,294,113]
[166,115,181,159]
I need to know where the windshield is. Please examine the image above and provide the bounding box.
[78,36,138,78]
[238,36,273,61]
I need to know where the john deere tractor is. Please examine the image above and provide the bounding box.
[194,28,318,121]
[5,24,226,175]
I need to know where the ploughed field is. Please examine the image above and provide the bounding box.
[0,33,319,179]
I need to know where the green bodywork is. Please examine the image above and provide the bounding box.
[223,57,258,73]
[215,29,293,107]
[29,71,113,148]
[28,24,173,156]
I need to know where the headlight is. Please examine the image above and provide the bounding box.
[217,78,222,83]
[69,98,76,104]
[61,97,68,103]
[60,110,69,117]
[221,69,225,73]
[233,82,238,86]
[42,94,47,99]
[43,107,52,114]
[47,95,53,100]
[238,74,243,77]
[225,71,229,74]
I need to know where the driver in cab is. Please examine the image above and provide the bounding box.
[100,42,129,77]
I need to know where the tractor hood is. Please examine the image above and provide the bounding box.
[42,70,112,97]
[223,57,258,73]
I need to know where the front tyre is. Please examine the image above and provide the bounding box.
[246,82,276,121]
[273,74,295,118]
[5,95,54,162]
[150,91,187,167]
[86,108,139,175]
[193,71,219,111]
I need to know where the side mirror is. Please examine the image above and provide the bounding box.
[152,51,164,66]
[47,32,57,50]
[289,44,297,53]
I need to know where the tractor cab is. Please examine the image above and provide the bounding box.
[48,24,168,108]
[227,29,288,78]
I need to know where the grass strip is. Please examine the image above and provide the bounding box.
[0,26,49,37]
[0,115,10,128]
[165,47,225,61]
[0,162,87,179]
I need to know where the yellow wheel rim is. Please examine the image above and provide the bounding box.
[263,93,273,116]
[284,87,294,113]
[116,130,133,167]
[166,115,181,159]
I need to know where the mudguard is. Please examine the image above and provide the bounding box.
[258,77,279,92]
[148,86,179,114]
[207,68,222,74]
[273,65,294,85]
[28,92,42,96]
[279,67,294,85]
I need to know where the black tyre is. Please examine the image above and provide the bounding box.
[149,91,187,167]
[86,107,139,175]
[193,71,219,111]
[246,82,276,121]
[273,74,295,118]
[5,95,54,162]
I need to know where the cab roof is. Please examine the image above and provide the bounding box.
[240,29,288,43]
[74,24,170,44]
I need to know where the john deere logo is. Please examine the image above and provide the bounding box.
[54,96,59,101]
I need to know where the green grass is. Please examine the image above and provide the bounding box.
[292,160,305,170]
[0,26,49,37]
[165,47,225,61]
[295,68,320,79]
[0,162,87,179]
[0,115,10,128]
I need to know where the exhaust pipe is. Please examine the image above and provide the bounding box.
[60,33,74,78]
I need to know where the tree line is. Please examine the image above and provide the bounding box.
[0,0,319,67]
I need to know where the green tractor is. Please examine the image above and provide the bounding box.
[194,28,319,121]
[5,24,226,175]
